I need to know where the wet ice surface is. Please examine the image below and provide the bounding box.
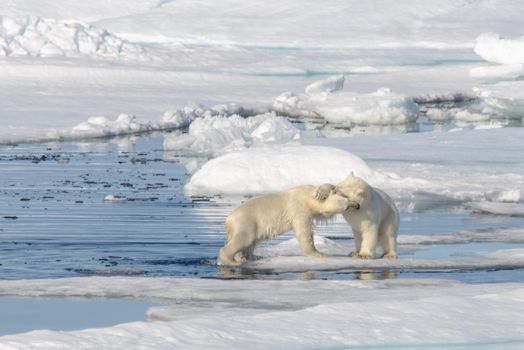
[1,133,524,282]
[0,297,153,336]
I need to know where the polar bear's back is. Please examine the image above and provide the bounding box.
[226,186,315,239]
[374,187,399,216]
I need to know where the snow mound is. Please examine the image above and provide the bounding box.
[474,33,524,65]
[164,113,300,156]
[0,16,146,59]
[304,75,345,95]
[467,201,524,217]
[103,195,128,203]
[274,77,419,126]
[474,82,524,119]
[70,114,152,138]
[316,88,420,125]
[185,145,381,196]
[469,64,524,82]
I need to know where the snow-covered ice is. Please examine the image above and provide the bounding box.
[274,81,420,126]
[2,0,524,348]
[163,113,299,156]
[474,33,524,65]
[0,277,523,349]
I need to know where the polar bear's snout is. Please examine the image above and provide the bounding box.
[347,202,360,211]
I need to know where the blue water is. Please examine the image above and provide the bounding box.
[1,134,524,282]
[0,297,153,336]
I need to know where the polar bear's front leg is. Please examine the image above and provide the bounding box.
[356,223,378,259]
[348,228,363,257]
[379,226,398,259]
[293,220,327,257]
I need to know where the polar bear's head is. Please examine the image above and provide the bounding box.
[337,172,372,208]
[316,187,358,217]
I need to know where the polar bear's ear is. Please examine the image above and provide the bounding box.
[342,171,354,183]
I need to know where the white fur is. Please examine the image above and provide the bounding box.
[338,174,399,259]
[218,185,352,266]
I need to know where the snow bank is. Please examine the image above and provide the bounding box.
[70,114,153,138]
[0,277,523,349]
[163,113,300,156]
[185,145,380,196]
[273,77,419,125]
[304,75,345,95]
[0,104,256,145]
[474,33,524,65]
[0,16,145,59]
[469,64,524,82]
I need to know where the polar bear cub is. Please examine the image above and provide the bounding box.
[317,173,399,259]
[218,185,357,266]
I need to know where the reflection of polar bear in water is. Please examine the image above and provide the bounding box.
[317,173,399,259]
[218,185,358,266]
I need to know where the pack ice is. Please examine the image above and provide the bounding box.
[273,76,420,126]
[0,16,145,58]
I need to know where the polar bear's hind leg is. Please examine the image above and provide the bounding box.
[219,227,256,266]
[379,225,398,259]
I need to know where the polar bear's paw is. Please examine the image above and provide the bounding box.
[350,251,373,259]
[307,251,329,258]
[381,252,397,259]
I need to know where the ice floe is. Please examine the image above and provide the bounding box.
[273,78,419,126]
[248,255,524,274]
[0,277,523,349]
[249,232,524,273]
[0,16,146,59]
[163,113,300,156]
[471,33,524,117]
[474,82,524,120]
